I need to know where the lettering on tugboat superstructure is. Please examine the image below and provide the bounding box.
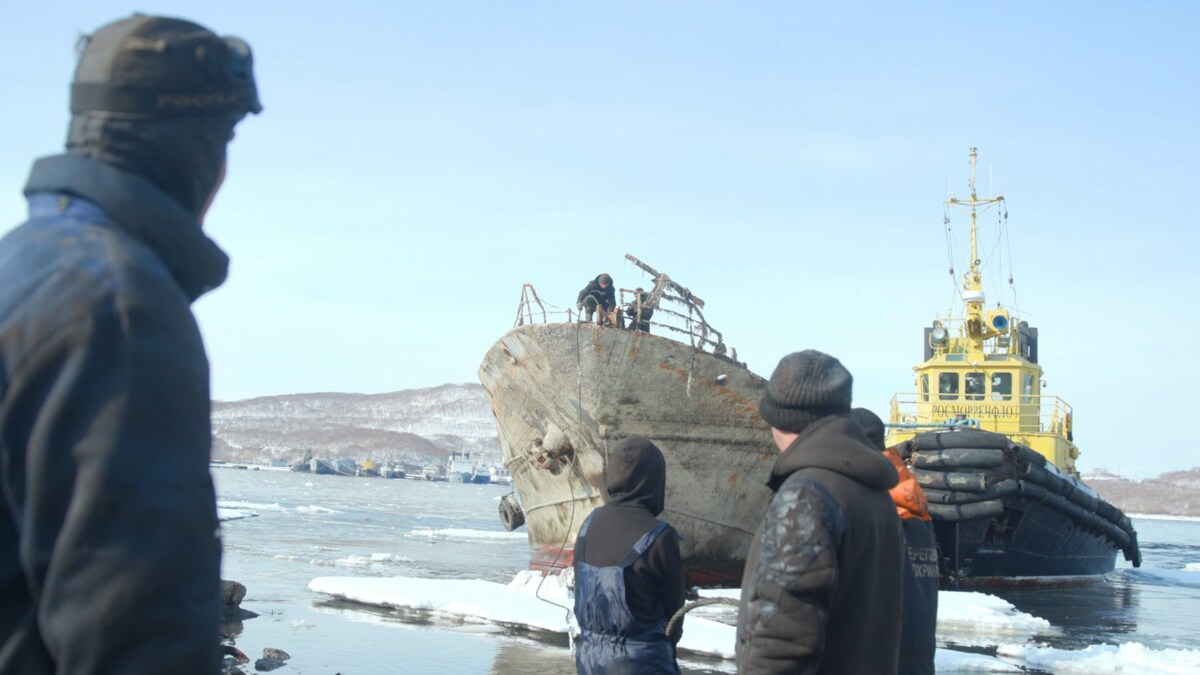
[931,404,1018,416]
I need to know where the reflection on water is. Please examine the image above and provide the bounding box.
[994,577,1138,649]
[489,639,575,675]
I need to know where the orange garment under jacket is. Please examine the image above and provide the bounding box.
[884,447,932,521]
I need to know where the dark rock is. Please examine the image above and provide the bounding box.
[221,644,249,665]
[262,648,291,661]
[254,657,286,672]
[222,605,260,622]
[221,580,248,607]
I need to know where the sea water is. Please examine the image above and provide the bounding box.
[213,467,1200,674]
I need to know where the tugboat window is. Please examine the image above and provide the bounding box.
[920,374,929,402]
[1022,373,1035,404]
[991,373,1013,401]
[938,373,959,400]
[965,372,985,400]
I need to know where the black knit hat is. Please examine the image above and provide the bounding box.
[71,14,262,118]
[65,14,260,216]
[759,350,853,433]
[850,408,886,451]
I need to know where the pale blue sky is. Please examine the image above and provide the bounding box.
[2,2,1197,477]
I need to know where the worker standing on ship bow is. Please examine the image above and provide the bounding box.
[573,436,686,674]
[624,287,654,332]
[577,273,616,325]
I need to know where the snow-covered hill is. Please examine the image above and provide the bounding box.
[211,383,499,466]
[1087,467,1200,517]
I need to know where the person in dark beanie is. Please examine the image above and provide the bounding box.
[623,287,655,332]
[851,408,939,675]
[736,350,904,675]
[577,273,616,325]
[0,14,260,674]
[573,436,686,674]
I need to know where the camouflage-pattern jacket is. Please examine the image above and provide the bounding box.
[736,413,904,675]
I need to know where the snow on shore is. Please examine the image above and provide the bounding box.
[308,570,1200,672]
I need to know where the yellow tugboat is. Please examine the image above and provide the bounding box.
[887,148,1140,586]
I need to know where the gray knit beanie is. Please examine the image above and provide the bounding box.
[759,350,853,433]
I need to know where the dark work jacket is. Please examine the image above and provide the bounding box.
[576,276,616,309]
[573,437,685,673]
[898,518,938,675]
[0,154,228,674]
[883,448,938,675]
[624,294,654,331]
[736,414,904,675]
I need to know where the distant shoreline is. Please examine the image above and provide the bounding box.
[1129,513,1200,523]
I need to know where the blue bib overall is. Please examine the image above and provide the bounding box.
[573,513,680,675]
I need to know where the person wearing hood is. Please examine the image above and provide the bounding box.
[0,15,260,674]
[577,273,616,325]
[736,350,904,675]
[851,408,939,675]
[573,436,686,674]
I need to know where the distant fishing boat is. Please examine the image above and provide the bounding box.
[449,452,492,484]
[886,148,1141,587]
[489,466,513,486]
[479,255,774,586]
[380,464,406,479]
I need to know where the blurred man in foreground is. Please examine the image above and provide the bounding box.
[0,14,260,673]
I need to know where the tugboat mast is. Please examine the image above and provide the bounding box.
[947,147,1005,348]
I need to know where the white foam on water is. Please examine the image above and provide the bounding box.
[217,508,257,522]
[406,528,529,542]
[333,553,415,569]
[218,500,288,512]
[1125,567,1200,589]
[295,505,337,514]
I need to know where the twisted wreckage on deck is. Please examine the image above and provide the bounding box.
[478,255,774,586]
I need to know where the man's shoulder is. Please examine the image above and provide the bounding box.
[784,464,892,519]
[770,472,845,527]
[0,214,189,340]
[10,212,174,293]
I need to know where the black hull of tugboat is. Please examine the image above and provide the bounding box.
[901,428,1141,588]
[931,497,1121,586]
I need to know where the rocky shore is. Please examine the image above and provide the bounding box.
[220,580,293,675]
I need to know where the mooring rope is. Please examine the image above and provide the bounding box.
[666,596,740,637]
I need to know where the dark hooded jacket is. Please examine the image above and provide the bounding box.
[573,436,686,672]
[0,154,227,674]
[852,408,939,675]
[576,275,616,310]
[736,413,904,675]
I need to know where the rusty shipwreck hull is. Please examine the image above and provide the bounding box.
[478,322,775,586]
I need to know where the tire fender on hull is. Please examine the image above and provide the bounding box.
[499,493,526,531]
